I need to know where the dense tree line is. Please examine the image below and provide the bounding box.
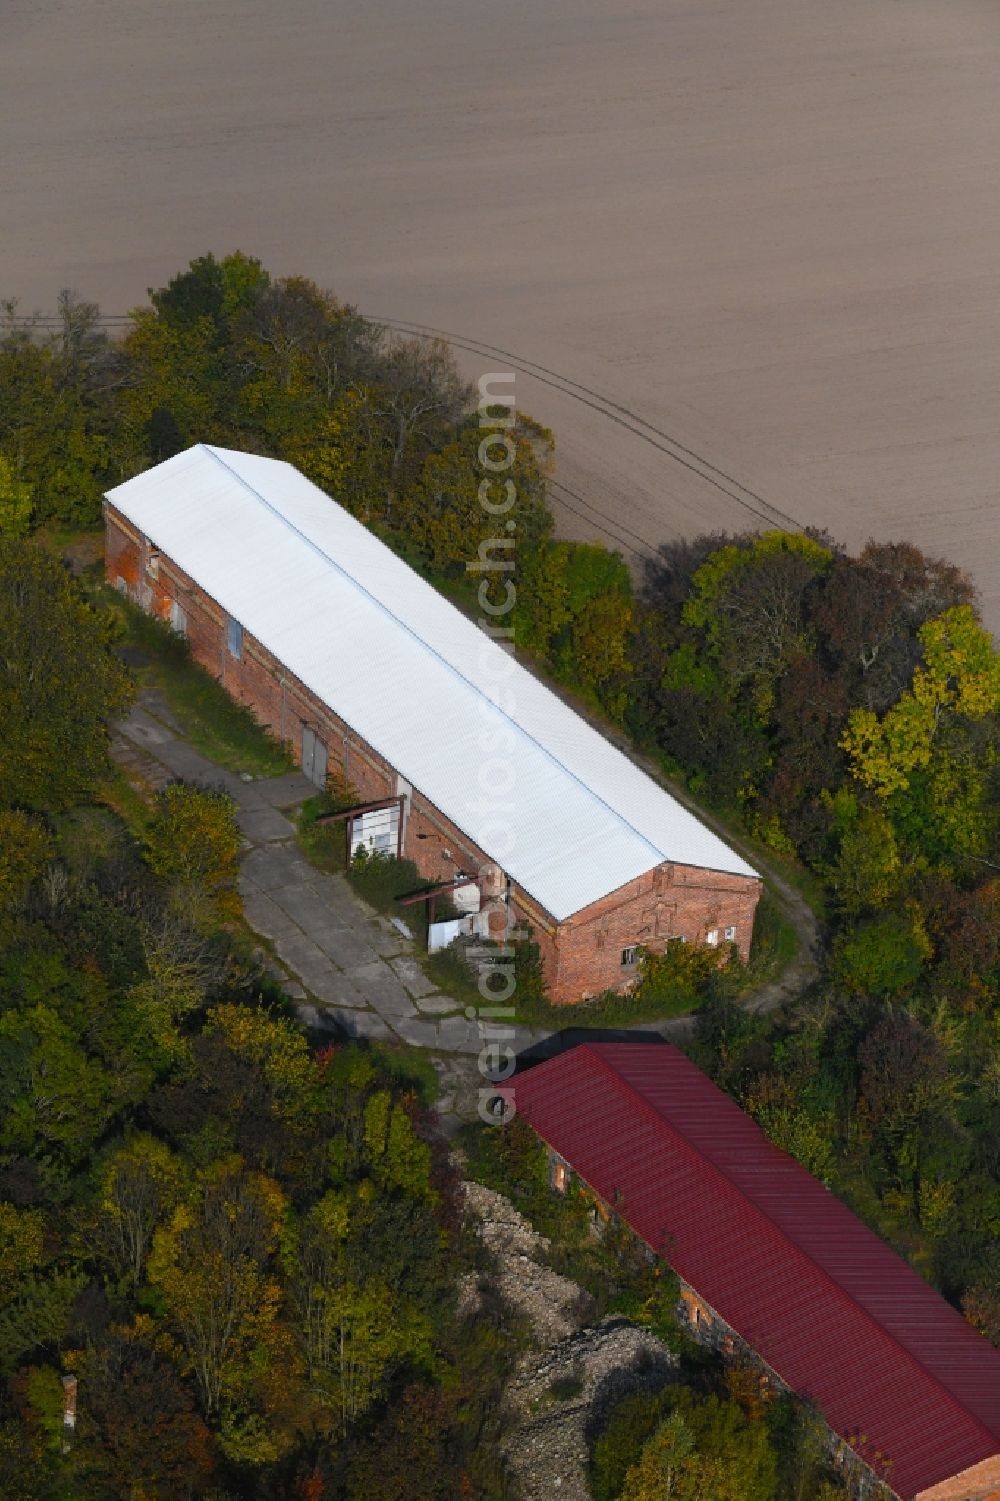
[0,544,515,1498]
[0,253,631,707]
[629,530,1000,1335]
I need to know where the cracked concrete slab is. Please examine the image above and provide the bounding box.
[295,1003,337,1033]
[393,1017,443,1049]
[237,805,297,843]
[437,1016,485,1054]
[312,926,381,972]
[332,1010,394,1042]
[255,771,314,808]
[295,965,347,1003]
[275,884,355,938]
[121,708,174,747]
[389,955,440,998]
[242,887,302,942]
[271,928,330,974]
[155,739,233,783]
[303,970,370,1009]
[242,846,316,892]
[349,960,418,1019]
[346,915,408,957]
[414,993,462,1015]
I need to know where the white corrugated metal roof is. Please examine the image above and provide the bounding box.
[106,445,758,919]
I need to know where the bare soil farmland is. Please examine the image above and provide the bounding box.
[3,0,999,620]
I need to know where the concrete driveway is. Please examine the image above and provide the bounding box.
[114,690,547,1126]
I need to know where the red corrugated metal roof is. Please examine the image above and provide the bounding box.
[505,1043,1000,1500]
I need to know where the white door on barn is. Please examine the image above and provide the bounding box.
[301,727,328,789]
[350,804,399,858]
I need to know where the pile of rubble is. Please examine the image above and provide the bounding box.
[462,1181,675,1501]
[461,1182,593,1344]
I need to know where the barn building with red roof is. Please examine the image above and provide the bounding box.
[504,1043,1000,1501]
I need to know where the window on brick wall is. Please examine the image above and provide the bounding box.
[705,929,719,947]
[621,945,639,967]
[226,617,243,660]
[170,600,187,636]
[725,925,736,942]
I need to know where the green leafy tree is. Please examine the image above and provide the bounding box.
[143,782,242,921]
[831,911,930,997]
[514,539,573,656]
[0,1270,86,1377]
[0,541,133,811]
[637,938,722,1012]
[118,308,225,466]
[0,299,112,526]
[71,1324,216,1499]
[0,812,51,940]
[363,1090,434,1198]
[842,605,1000,799]
[684,531,832,713]
[287,1189,432,1437]
[620,1392,777,1501]
[147,1158,287,1451]
[206,1003,321,1128]
[0,1003,121,1171]
[400,419,550,575]
[620,1408,698,1499]
[0,458,32,537]
[94,1134,184,1288]
[0,1204,45,1286]
[828,805,902,915]
[591,1389,673,1501]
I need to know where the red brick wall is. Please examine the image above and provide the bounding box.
[543,863,761,1004]
[915,1456,1000,1501]
[105,506,761,1005]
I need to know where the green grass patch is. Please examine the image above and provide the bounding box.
[109,592,294,778]
[513,982,698,1031]
[423,943,487,1012]
[96,764,153,836]
[346,849,461,947]
[366,1041,442,1109]
[724,887,798,994]
[297,785,360,871]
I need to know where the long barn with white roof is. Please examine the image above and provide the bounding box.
[104,444,760,1003]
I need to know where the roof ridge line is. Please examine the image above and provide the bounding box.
[577,1044,1000,1453]
[201,445,674,876]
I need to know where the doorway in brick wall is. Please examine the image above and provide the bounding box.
[301,726,328,789]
